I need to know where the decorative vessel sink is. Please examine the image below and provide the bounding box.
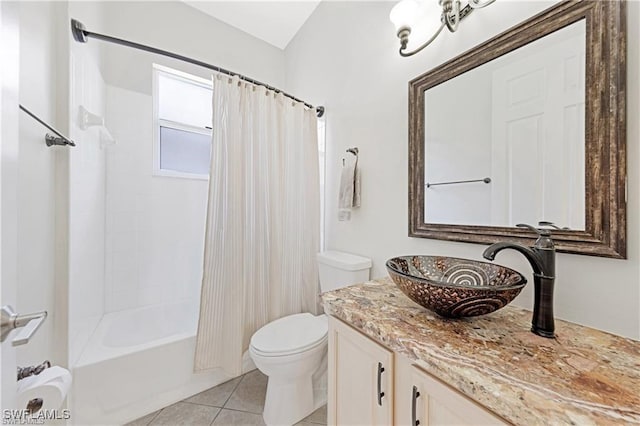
[386,255,526,318]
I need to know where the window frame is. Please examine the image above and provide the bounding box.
[152,64,213,180]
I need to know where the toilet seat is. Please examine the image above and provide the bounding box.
[250,313,328,357]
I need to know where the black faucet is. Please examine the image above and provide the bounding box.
[482,223,556,338]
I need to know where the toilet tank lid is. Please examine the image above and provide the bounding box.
[317,251,372,271]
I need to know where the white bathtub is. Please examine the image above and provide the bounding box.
[71,302,254,425]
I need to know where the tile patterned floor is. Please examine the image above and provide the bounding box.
[126,370,327,426]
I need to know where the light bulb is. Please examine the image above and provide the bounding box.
[409,0,445,44]
[389,0,420,34]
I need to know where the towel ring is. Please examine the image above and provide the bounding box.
[343,147,359,167]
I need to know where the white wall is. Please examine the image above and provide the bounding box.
[285,0,640,339]
[98,1,286,95]
[1,0,21,410]
[16,1,60,368]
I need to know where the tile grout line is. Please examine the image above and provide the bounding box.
[221,373,247,408]
[144,408,162,426]
[214,406,264,416]
[208,406,222,426]
[209,408,327,426]
[136,373,255,426]
[308,420,327,425]
[179,373,246,410]
[181,400,224,409]
[143,371,327,426]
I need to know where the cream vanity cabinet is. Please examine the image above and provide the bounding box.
[394,356,507,426]
[328,316,508,426]
[328,315,394,425]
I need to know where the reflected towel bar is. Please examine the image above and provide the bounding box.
[19,105,76,147]
[426,177,491,188]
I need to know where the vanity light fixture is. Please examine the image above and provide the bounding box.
[389,0,496,57]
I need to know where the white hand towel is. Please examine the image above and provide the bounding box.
[353,165,361,208]
[338,155,361,221]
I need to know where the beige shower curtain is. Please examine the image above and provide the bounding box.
[194,75,321,376]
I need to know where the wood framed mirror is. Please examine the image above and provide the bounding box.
[408,0,626,258]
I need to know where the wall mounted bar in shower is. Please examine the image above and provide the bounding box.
[19,105,76,147]
[426,177,491,188]
[70,19,325,118]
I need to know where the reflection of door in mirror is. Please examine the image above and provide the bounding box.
[491,22,585,230]
[424,20,585,230]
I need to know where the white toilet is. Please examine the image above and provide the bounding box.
[249,251,372,426]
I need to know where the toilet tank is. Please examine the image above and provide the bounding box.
[318,251,372,292]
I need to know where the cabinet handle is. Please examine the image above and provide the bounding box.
[412,385,421,426]
[377,362,385,406]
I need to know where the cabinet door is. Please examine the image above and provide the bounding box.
[328,316,393,426]
[395,355,507,426]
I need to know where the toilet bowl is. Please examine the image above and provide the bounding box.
[250,313,328,426]
[249,251,372,426]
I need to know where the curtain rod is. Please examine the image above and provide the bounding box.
[70,19,325,118]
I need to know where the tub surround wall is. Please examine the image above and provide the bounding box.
[322,279,640,424]
[285,0,640,339]
[104,85,208,312]
[67,0,107,368]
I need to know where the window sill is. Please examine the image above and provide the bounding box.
[153,169,209,181]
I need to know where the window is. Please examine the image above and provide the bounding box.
[153,64,213,179]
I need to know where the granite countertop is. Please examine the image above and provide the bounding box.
[321,278,640,425]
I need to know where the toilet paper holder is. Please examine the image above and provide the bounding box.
[1,305,47,346]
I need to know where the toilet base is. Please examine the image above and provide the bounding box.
[263,376,313,425]
[261,355,327,426]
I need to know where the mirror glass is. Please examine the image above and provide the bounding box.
[424,20,586,230]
